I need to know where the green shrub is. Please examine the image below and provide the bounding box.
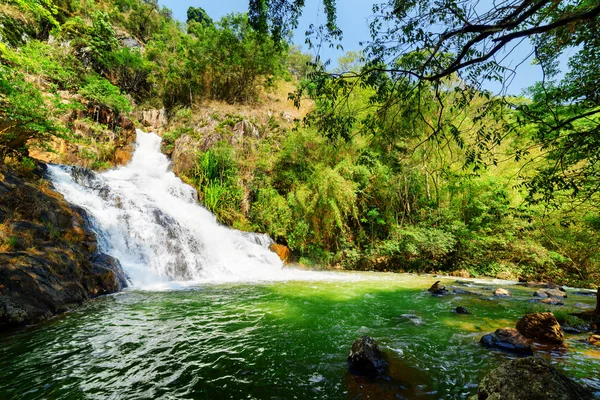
[78,76,132,113]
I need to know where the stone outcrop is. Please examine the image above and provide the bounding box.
[269,243,290,264]
[480,328,533,355]
[516,312,564,344]
[0,166,127,329]
[137,109,167,133]
[170,135,200,175]
[475,357,593,400]
[347,336,388,377]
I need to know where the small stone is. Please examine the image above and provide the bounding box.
[493,288,511,297]
[454,306,469,314]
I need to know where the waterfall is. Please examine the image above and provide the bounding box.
[47,130,318,287]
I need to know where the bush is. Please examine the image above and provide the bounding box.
[78,76,132,113]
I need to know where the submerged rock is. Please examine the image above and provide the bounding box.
[454,306,469,314]
[476,357,594,400]
[347,336,388,377]
[493,288,511,297]
[480,328,533,355]
[397,314,424,325]
[516,312,564,344]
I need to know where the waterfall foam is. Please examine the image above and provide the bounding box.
[48,130,337,287]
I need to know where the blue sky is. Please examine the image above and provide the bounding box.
[157,0,559,96]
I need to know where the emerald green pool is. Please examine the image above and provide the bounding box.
[1,274,599,399]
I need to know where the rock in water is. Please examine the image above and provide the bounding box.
[455,306,469,314]
[480,328,533,355]
[493,288,511,297]
[516,312,564,344]
[476,357,594,399]
[269,243,291,264]
[534,288,567,298]
[428,281,448,295]
[540,298,564,306]
[588,334,600,347]
[347,336,388,377]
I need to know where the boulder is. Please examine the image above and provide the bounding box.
[269,243,291,263]
[476,357,594,400]
[171,135,200,175]
[493,288,511,297]
[428,281,449,295]
[480,328,533,355]
[588,334,600,346]
[540,298,564,306]
[0,167,127,329]
[138,109,167,132]
[533,288,567,299]
[516,312,564,344]
[347,336,388,377]
[455,306,469,314]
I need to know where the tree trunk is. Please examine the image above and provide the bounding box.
[595,287,600,315]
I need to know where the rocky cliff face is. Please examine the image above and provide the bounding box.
[0,165,127,330]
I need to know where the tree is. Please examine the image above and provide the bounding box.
[187,6,213,26]
[251,0,600,205]
[0,66,61,163]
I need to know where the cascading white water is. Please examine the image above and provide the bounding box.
[48,130,334,287]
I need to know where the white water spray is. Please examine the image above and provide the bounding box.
[48,130,337,287]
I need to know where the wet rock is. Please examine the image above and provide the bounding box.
[534,288,567,299]
[347,336,388,377]
[476,357,594,400]
[516,312,564,344]
[454,306,469,314]
[573,291,596,297]
[452,287,476,295]
[493,288,511,297]
[0,167,126,329]
[480,328,533,355]
[269,243,290,264]
[588,335,600,346]
[540,298,564,306]
[428,281,448,295]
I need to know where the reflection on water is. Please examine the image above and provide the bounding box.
[1,275,599,399]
